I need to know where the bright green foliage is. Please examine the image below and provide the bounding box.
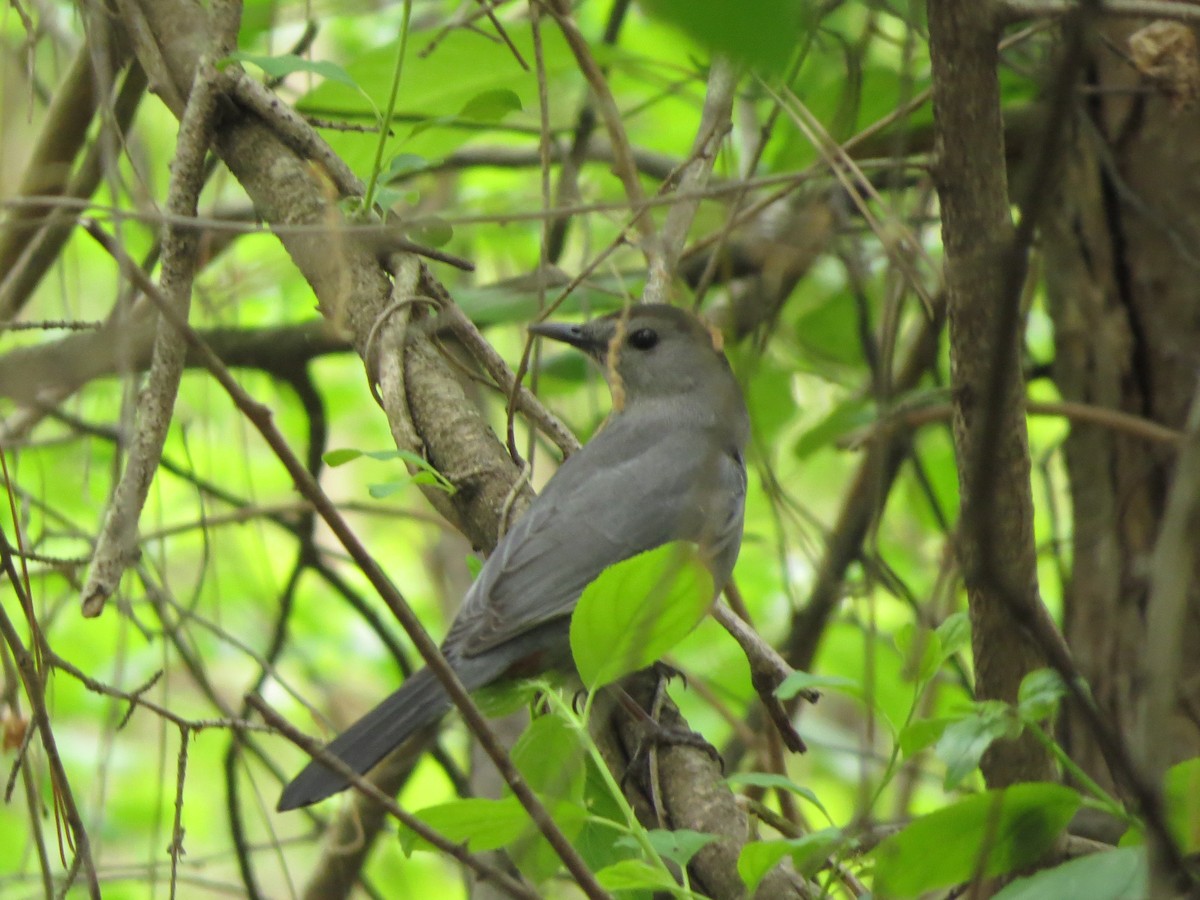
[639,0,810,75]
[738,828,845,892]
[1165,757,1200,854]
[324,446,458,494]
[871,783,1082,897]
[4,0,1183,896]
[570,542,714,690]
[993,846,1147,900]
[935,701,1020,790]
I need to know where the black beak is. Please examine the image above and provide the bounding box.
[528,321,602,354]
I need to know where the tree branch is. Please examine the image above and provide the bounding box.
[927,0,1056,787]
[81,38,229,616]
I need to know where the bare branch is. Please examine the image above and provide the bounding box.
[247,695,541,900]
[644,57,737,304]
[81,49,226,617]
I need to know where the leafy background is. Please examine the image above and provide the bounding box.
[1,0,1198,898]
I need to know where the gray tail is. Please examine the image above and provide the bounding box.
[277,667,452,811]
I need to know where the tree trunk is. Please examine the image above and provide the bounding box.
[1043,18,1200,794]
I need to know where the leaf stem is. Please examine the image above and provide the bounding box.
[363,0,413,210]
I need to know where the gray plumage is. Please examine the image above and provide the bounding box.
[278,304,749,811]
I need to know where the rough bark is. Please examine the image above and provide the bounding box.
[1043,17,1200,794]
[927,0,1056,786]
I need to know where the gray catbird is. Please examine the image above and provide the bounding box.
[278,303,749,810]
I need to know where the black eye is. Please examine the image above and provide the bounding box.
[628,328,659,350]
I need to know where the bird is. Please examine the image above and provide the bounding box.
[278,303,749,811]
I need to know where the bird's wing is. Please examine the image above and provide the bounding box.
[445,413,745,659]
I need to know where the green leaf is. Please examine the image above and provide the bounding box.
[740,354,798,444]
[738,840,794,894]
[471,678,541,719]
[898,717,951,759]
[793,396,874,460]
[373,185,417,211]
[459,87,522,122]
[638,0,809,75]
[775,670,858,700]
[297,24,574,173]
[398,796,528,854]
[871,783,1081,898]
[936,612,971,660]
[384,152,429,181]
[614,829,718,868]
[326,446,457,494]
[935,702,1016,790]
[738,829,843,892]
[594,858,678,892]
[1165,756,1200,853]
[323,448,364,466]
[894,623,942,684]
[407,215,454,247]
[399,792,586,874]
[785,827,845,877]
[569,542,714,690]
[411,88,523,136]
[1018,669,1068,722]
[510,713,587,799]
[992,846,1146,900]
[723,772,829,821]
[411,470,452,490]
[227,52,360,89]
[367,480,407,499]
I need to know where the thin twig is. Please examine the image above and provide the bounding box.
[542,0,655,255]
[88,226,610,900]
[168,726,190,900]
[645,57,737,304]
[81,54,223,617]
[247,695,541,900]
[0,533,100,897]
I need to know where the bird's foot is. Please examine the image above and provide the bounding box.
[628,718,722,768]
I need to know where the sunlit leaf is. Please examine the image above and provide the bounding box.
[775,670,858,700]
[407,215,454,247]
[872,783,1080,897]
[894,622,942,684]
[1018,669,1068,722]
[325,446,457,494]
[993,846,1146,900]
[936,612,971,660]
[1165,756,1200,853]
[384,153,429,181]
[324,448,364,466]
[898,717,951,759]
[412,88,523,135]
[638,0,809,75]
[614,829,719,868]
[511,713,587,799]
[398,796,528,855]
[459,88,522,122]
[570,542,714,690]
[738,840,793,894]
[227,52,361,89]
[794,397,876,459]
[594,858,678,891]
[739,829,844,892]
[724,772,828,821]
[935,701,1017,790]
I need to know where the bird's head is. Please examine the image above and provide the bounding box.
[529,304,733,410]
